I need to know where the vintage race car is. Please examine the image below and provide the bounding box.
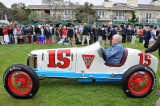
[3,42,158,99]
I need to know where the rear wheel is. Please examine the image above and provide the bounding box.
[3,64,39,99]
[122,65,156,98]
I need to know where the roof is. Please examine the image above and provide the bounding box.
[137,4,160,10]
[27,5,79,9]
[26,3,160,11]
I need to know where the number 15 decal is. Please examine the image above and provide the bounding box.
[48,49,71,68]
[138,53,151,66]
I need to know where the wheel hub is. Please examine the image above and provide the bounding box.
[135,78,144,86]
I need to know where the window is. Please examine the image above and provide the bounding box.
[149,13,151,19]
[146,13,148,22]
[106,11,108,19]
[96,11,98,16]
[99,11,101,15]
[68,11,70,15]
[153,13,156,19]
[114,11,124,20]
[116,12,118,16]
[65,10,67,15]
[102,11,104,16]
[142,12,145,19]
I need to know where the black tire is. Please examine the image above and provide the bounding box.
[122,65,156,98]
[3,64,39,99]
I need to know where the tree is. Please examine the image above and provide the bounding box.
[128,11,139,23]
[0,2,8,20]
[11,3,29,22]
[42,0,66,22]
[28,11,40,23]
[75,2,96,23]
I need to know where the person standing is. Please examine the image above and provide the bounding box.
[51,25,56,43]
[34,25,41,42]
[0,25,4,44]
[138,27,143,43]
[8,26,14,44]
[23,26,28,44]
[13,27,17,44]
[121,25,128,43]
[102,25,108,49]
[89,25,95,44]
[67,25,75,46]
[108,25,118,46]
[40,26,44,43]
[131,26,137,44]
[17,26,23,44]
[82,23,89,46]
[127,25,131,42]
[144,25,156,55]
[3,25,9,44]
[141,35,160,57]
[62,26,67,41]
[78,24,83,42]
[97,25,103,44]
[57,24,62,41]
[28,25,33,44]
[107,24,113,34]
[94,25,97,42]
[44,25,52,46]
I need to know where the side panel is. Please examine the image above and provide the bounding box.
[75,47,158,74]
[36,48,77,72]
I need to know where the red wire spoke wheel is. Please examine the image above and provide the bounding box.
[128,71,152,95]
[122,65,156,98]
[3,64,39,99]
[8,71,33,95]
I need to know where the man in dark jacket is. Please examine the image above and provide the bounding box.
[144,25,156,55]
[89,25,95,44]
[34,25,41,42]
[121,25,128,43]
[108,25,118,46]
[141,35,160,58]
[102,25,108,49]
[0,25,4,44]
[8,26,14,44]
[44,24,52,46]
[82,23,89,46]
[67,25,75,46]
[97,25,103,44]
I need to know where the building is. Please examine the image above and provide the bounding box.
[27,0,160,24]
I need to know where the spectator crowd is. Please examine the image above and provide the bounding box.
[0,23,160,49]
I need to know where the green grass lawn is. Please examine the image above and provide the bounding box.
[0,41,160,106]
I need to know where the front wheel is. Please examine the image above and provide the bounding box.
[3,64,39,99]
[122,65,156,98]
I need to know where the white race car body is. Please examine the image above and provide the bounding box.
[29,42,158,82]
[4,42,158,98]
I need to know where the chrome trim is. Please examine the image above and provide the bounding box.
[37,76,122,80]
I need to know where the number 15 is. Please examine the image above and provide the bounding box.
[138,53,151,66]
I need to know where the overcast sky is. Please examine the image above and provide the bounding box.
[0,0,153,8]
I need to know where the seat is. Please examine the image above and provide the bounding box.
[104,48,128,67]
